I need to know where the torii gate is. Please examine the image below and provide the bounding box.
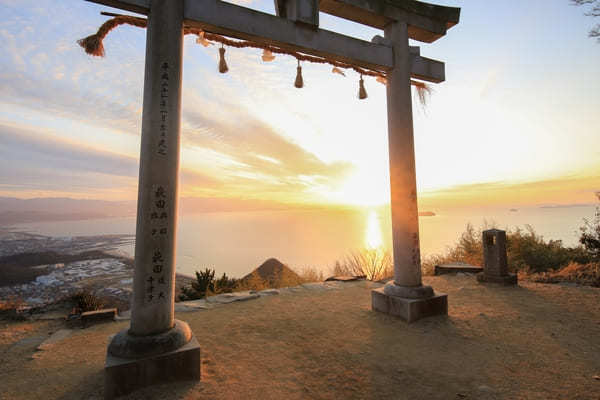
[83,0,459,397]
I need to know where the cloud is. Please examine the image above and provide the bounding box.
[419,175,600,209]
[180,90,353,201]
[0,0,355,204]
[0,122,219,197]
[0,122,138,177]
[0,0,148,135]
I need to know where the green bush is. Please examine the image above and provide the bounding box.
[179,268,239,301]
[508,225,589,273]
[422,223,591,275]
[579,199,600,261]
[70,290,104,313]
[422,223,484,275]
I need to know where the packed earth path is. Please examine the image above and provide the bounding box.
[1,275,599,399]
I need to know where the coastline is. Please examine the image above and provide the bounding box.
[0,229,192,312]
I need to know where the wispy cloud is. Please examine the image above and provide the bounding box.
[420,175,600,209]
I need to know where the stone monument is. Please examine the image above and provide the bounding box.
[477,229,518,285]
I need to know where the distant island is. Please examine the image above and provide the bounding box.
[540,204,594,209]
[418,211,436,217]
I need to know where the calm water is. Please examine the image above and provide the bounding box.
[9,205,596,278]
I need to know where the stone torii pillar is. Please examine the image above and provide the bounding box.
[104,1,200,398]
[370,19,449,322]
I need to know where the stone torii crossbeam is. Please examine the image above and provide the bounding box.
[82,0,459,397]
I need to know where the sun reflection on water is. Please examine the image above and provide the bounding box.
[365,210,383,249]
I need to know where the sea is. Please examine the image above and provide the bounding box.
[8,205,597,279]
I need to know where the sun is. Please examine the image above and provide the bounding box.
[365,210,383,249]
[323,169,390,207]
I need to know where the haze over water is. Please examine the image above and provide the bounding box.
[11,205,596,278]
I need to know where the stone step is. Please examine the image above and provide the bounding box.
[434,263,483,275]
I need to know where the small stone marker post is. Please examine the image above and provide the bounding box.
[103,1,200,398]
[477,229,518,285]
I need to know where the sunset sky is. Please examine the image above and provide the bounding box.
[1,0,599,208]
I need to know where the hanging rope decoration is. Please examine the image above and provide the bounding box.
[261,49,275,62]
[358,75,367,99]
[77,15,147,57]
[332,67,346,77]
[218,44,229,73]
[294,60,304,88]
[411,79,433,107]
[77,13,433,103]
[195,31,212,47]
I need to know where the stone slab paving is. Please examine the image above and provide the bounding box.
[36,329,73,351]
[110,281,365,321]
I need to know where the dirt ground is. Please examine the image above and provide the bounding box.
[1,275,599,400]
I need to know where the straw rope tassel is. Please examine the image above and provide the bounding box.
[261,49,275,62]
[218,44,229,73]
[77,15,147,57]
[358,75,367,99]
[294,60,303,88]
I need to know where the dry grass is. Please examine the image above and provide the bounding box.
[295,266,324,283]
[331,248,392,281]
[0,296,28,321]
[521,261,600,287]
[0,296,25,312]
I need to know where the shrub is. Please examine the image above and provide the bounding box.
[507,225,589,273]
[0,296,29,320]
[70,290,104,313]
[0,296,24,312]
[332,248,392,281]
[524,262,600,287]
[215,272,238,293]
[422,223,485,275]
[296,266,324,283]
[179,268,239,301]
[579,195,600,261]
[422,223,591,276]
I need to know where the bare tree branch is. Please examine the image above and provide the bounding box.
[571,0,600,42]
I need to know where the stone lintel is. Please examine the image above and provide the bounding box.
[371,288,447,323]
[319,0,460,43]
[477,273,518,286]
[184,0,393,72]
[84,0,447,82]
[104,335,200,399]
[84,0,149,15]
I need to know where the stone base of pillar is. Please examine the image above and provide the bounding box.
[371,287,447,323]
[104,332,200,399]
[477,273,518,286]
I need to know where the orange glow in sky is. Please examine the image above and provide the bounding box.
[0,0,598,209]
